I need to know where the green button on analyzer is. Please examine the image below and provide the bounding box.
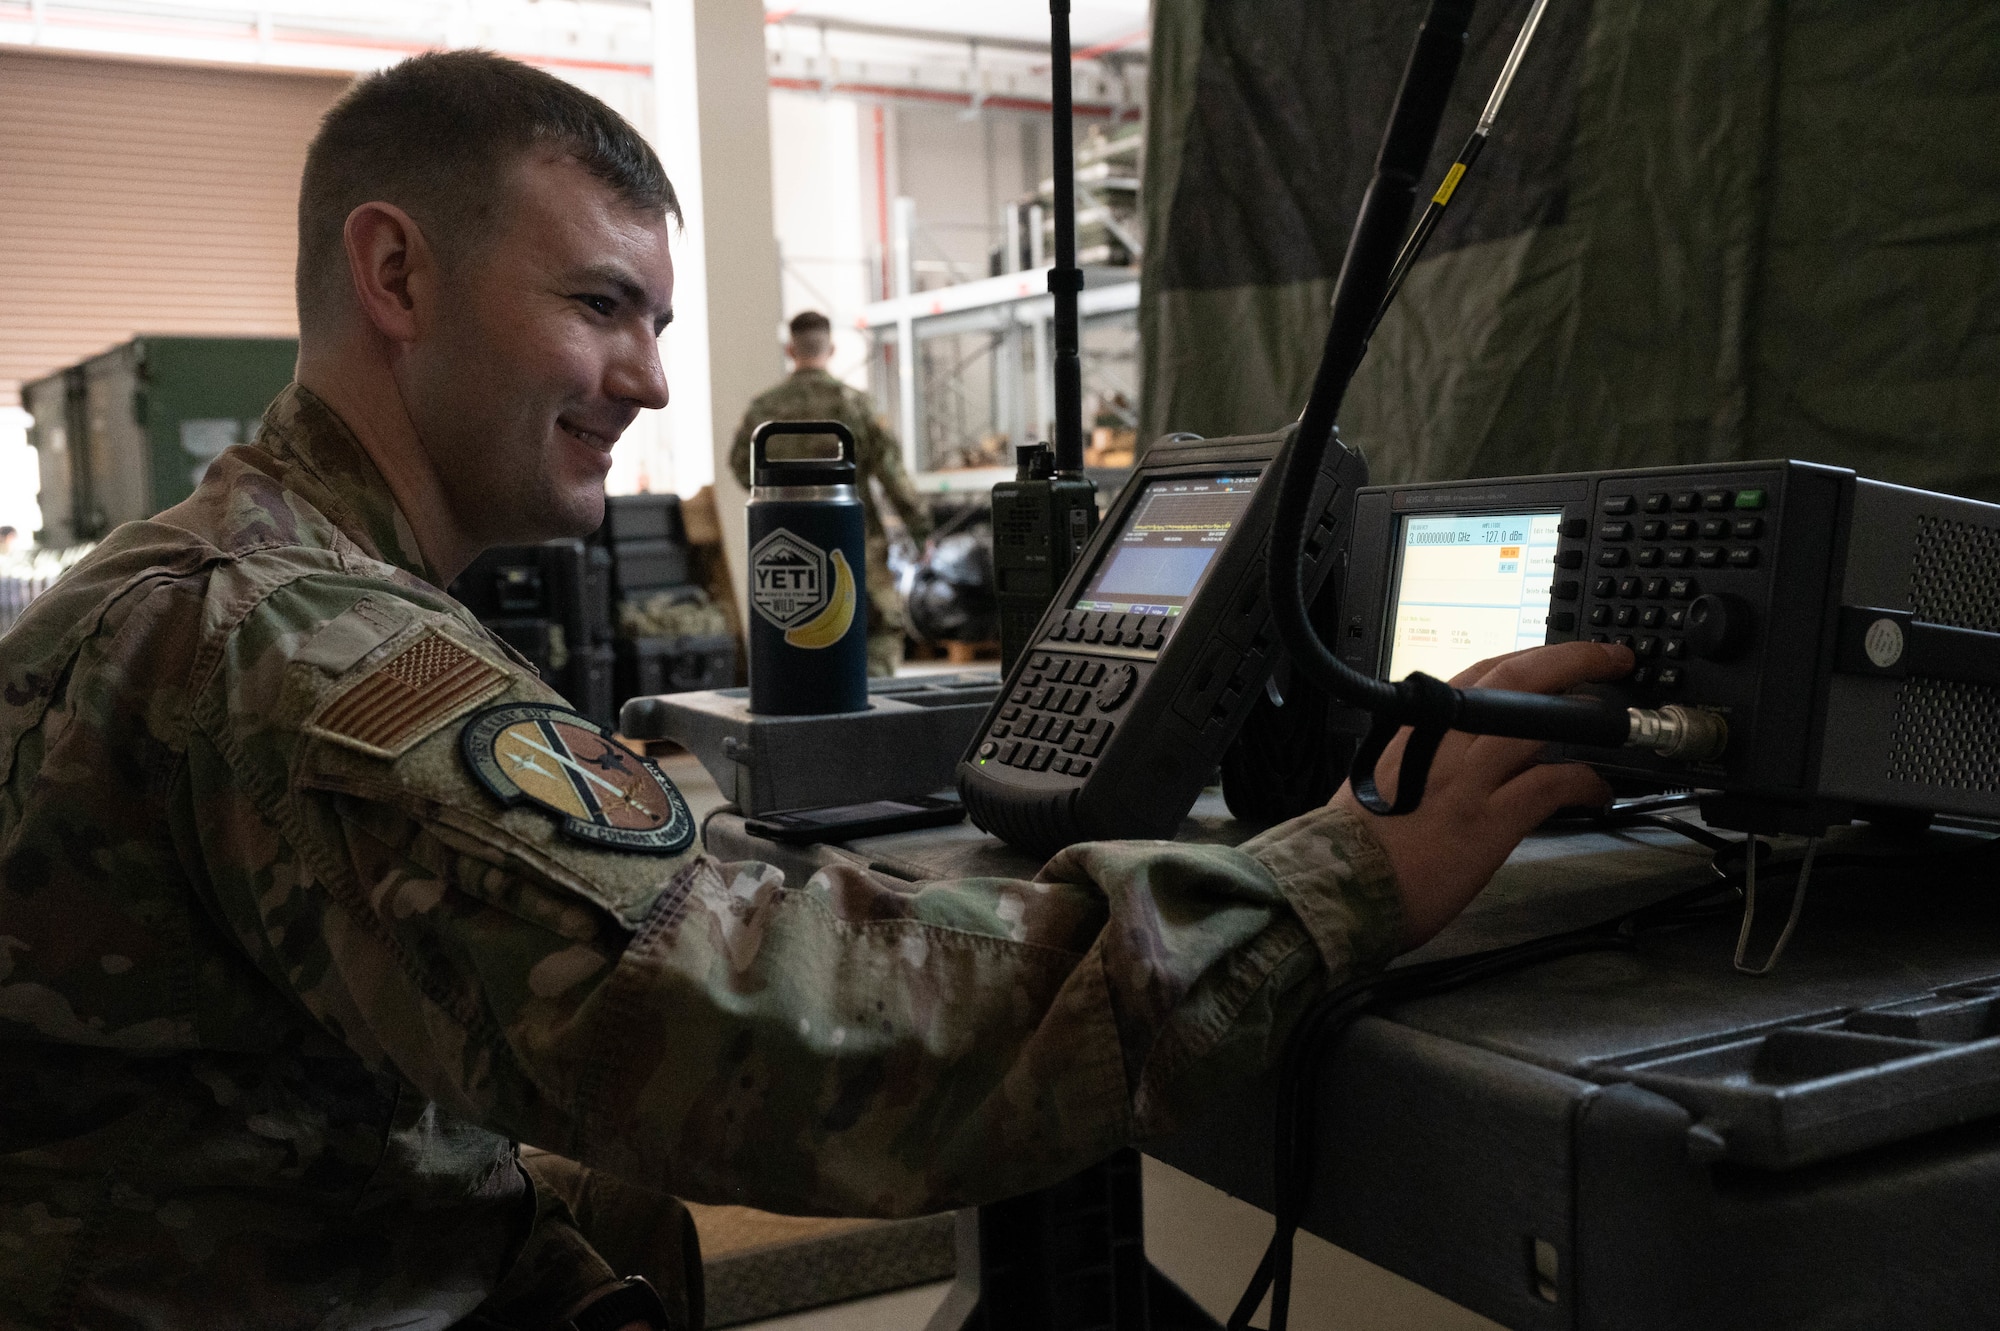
[1735,489,1767,509]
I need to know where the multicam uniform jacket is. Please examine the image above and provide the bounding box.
[728,369,933,647]
[0,384,1403,1329]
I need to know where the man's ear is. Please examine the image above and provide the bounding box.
[342,201,437,344]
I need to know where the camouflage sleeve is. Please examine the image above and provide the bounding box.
[186,574,1401,1218]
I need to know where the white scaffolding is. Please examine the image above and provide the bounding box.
[860,197,1139,495]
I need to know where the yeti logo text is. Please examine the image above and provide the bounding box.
[750,529,828,630]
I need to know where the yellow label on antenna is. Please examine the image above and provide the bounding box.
[1433,162,1468,206]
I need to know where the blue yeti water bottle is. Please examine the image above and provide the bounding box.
[746,420,870,715]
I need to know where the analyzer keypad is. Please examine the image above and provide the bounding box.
[1577,485,1773,691]
[974,652,1134,777]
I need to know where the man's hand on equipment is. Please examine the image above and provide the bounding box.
[1336,640,1635,949]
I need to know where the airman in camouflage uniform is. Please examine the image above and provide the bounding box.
[729,316,932,677]
[0,385,1404,1327]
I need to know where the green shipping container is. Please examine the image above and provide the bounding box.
[22,335,298,547]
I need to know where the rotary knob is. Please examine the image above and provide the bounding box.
[1686,593,1753,661]
[1095,664,1137,711]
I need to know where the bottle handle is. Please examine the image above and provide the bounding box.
[750,420,857,481]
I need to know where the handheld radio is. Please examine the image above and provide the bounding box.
[993,444,1100,673]
[992,0,1099,673]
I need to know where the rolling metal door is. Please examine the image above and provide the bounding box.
[0,50,349,407]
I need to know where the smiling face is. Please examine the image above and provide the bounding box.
[398,148,673,547]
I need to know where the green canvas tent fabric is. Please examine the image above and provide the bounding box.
[1140,0,2000,499]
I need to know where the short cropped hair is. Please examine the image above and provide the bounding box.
[788,310,832,357]
[297,50,679,328]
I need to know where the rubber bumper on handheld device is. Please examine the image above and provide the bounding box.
[959,767,1086,859]
[959,762,1187,859]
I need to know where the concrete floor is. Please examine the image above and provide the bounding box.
[649,727,1495,1331]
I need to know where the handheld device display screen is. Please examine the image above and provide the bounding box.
[1070,474,1259,648]
[1384,510,1563,683]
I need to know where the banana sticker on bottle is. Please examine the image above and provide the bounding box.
[784,548,856,649]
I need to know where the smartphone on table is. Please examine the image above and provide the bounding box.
[742,794,965,845]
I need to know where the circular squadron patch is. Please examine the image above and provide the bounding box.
[461,703,695,854]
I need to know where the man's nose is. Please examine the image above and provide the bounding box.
[611,329,670,411]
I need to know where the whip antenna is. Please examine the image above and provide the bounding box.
[1048,0,1086,474]
[1370,0,1553,335]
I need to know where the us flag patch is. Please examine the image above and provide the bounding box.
[306,630,509,759]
